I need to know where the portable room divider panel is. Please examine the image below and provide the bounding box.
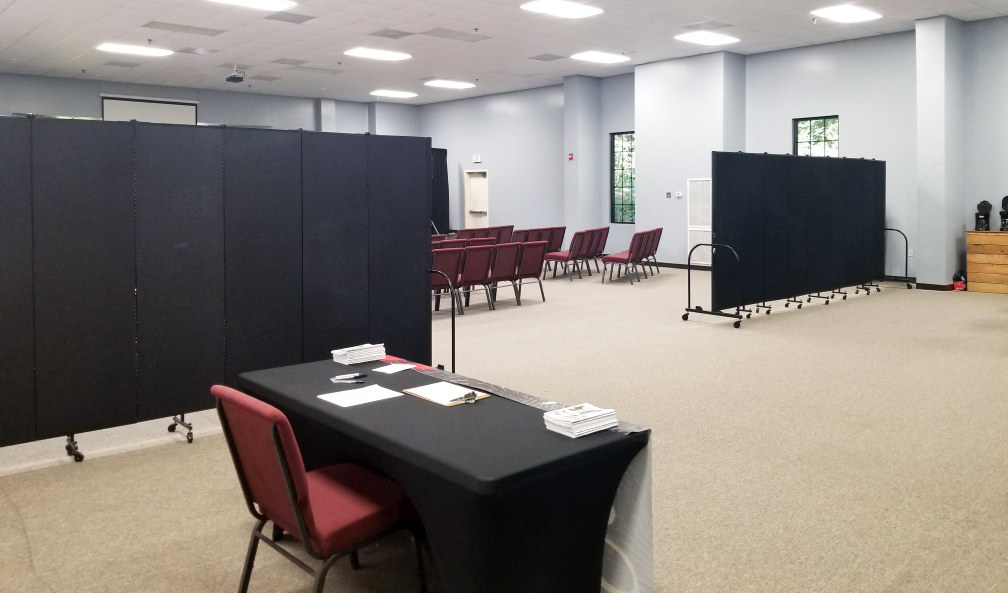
[711,152,885,313]
[0,116,432,449]
[431,147,450,234]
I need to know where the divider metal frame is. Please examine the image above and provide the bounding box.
[683,243,744,329]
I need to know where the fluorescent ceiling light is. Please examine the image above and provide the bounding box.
[345,47,412,61]
[371,89,418,98]
[207,0,299,10]
[520,0,602,19]
[425,79,475,89]
[811,5,882,23]
[97,43,173,57]
[571,51,630,64]
[674,31,740,45]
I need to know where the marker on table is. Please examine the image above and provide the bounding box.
[331,373,366,381]
[331,379,365,384]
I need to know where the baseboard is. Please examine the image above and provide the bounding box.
[884,275,916,283]
[655,262,711,272]
[916,282,954,291]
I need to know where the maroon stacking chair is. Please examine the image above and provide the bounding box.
[578,229,601,276]
[473,228,490,238]
[497,225,514,244]
[515,241,548,303]
[456,228,475,240]
[592,227,610,271]
[212,385,426,593]
[512,229,530,243]
[457,245,494,312]
[438,239,467,249]
[640,229,659,277]
[543,230,586,280]
[431,234,447,241]
[467,237,496,247]
[487,242,521,307]
[602,231,646,285]
[527,228,542,242]
[546,227,565,254]
[431,247,464,314]
[646,227,663,273]
[430,241,443,251]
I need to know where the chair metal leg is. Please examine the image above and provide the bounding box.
[434,291,441,311]
[584,260,592,276]
[464,288,470,307]
[652,257,660,273]
[483,285,494,310]
[601,262,606,283]
[594,257,601,273]
[271,524,284,542]
[455,289,464,315]
[537,277,545,301]
[350,549,360,570]
[239,519,267,593]
[512,281,522,306]
[313,554,342,593]
[552,263,558,278]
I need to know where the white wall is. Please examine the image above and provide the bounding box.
[419,85,565,231]
[372,102,421,136]
[635,52,743,264]
[746,33,918,278]
[564,75,602,242]
[964,16,1008,236]
[601,73,636,251]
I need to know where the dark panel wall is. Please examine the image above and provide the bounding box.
[712,152,764,312]
[32,119,137,438]
[762,155,791,302]
[368,135,433,365]
[431,148,450,234]
[302,132,369,362]
[786,159,811,297]
[805,158,832,294]
[0,118,35,446]
[135,124,225,420]
[872,162,887,279]
[224,128,303,385]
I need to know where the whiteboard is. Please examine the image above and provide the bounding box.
[102,98,196,125]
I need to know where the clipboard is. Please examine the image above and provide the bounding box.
[403,381,491,407]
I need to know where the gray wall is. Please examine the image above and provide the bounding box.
[373,102,422,137]
[419,85,565,231]
[600,73,636,250]
[746,33,918,278]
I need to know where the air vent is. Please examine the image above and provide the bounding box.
[105,60,140,68]
[248,75,281,81]
[143,21,226,36]
[683,21,732,30]
[264,12,314,24]
[528,53,565,61]
[687,178,713,265]
[421,28,490,42]
[177,47,218,55]
[370,28,414,39]
[271,58,307,66]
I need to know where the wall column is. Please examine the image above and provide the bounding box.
[564,75,602,241]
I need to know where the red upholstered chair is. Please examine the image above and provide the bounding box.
[515,241,548,303]
[512,229,530,243]
[593,227,610,271]
[466,237,497,247]
[431,247,464,314]
[456,229,475,240]
[497,225,514,244]
[602,232,646,285]
[473,228,490,238]
[457,245,495,311]
[527,228,542,242]
[647,227,663,273]
[579,229,601,276]
[547,227,566,254]
[438,239,467,250]
[431,234,447,242]
[212,385,425,593]
[487,242,521,306]
[430,241,443,251]
[544,230,586,280]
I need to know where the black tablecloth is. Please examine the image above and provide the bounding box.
[238,360,649,593]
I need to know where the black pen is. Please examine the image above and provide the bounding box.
[331,373,366,381]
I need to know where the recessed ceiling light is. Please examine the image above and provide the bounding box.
[345,47,412,61]
[674,31,740,46]
[207,0,299,10]
[571,51,630,64]
[520,0,602,19]
[97,43,174,57]
[810,5,881,23]
[425,79,475,89]
[371,89,418,98]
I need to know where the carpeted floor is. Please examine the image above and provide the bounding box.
[2,267,1007,592]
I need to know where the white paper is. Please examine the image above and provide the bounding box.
[373,363,416,374]
[318,385,402,408]
[405,381,485,406]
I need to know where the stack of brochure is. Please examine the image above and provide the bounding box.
[544,404,618,438]
[332,343,385,365]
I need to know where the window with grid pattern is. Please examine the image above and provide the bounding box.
[611,132,635,224]
[793,116,839,157]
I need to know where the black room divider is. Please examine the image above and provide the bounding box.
[0,117,432,448]
[710,152,885,312]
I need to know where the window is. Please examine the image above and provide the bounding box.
[610,131,635,224]
[793,116,839,157]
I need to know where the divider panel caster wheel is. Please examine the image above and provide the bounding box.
[907,283,912,289]
[797,304,802,309]
[167,424,176,433]
[843,295,847,300]
[854,289,859,294]
[73,452,84,463]
[876,287,881,292]
[746,313,751,319]
[733,321,741,329]
[825,299,829,305]
[186,432,193,444]
[682,313,689,321]
[807,297,811,303]
[785,303,789,308]
[766,310,770,315]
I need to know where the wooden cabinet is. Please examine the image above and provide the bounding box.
[967,231,1008,294]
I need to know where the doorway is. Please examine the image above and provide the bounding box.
[464,170,489,229]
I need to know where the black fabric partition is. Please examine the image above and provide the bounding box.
[0,117,35,446]
[712,152,886,312]
[0,116,432,448]
[32,119,138,439]
[367,135,433,366]
[224,128,304,386]
[431,147,450,234]
[135,123,225,421]
[301,132,369,362]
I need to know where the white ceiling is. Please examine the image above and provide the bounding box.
[0,0,1005,104]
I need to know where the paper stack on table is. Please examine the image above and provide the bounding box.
[332,343,385,365]
[544,404,618,438]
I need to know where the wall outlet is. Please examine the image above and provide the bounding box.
[676,191,683,198]
[908,249,914,257]
[472,154,481,163]
[666,192,672,199]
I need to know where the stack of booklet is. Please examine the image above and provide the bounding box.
[543,404,618,438]
[332,343,385,365]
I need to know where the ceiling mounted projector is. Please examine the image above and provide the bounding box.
[226,66,245,83]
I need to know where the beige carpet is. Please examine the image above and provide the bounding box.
[3,267,1008,592]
